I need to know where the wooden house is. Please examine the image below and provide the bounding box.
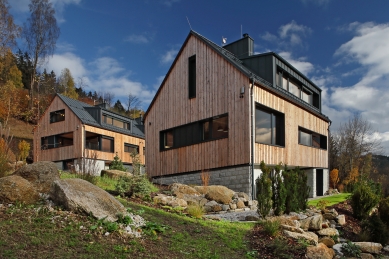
[145,30,331,198]
[33,94,145,173]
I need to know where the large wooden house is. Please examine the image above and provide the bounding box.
[144,31,331,198]
[33,94,145,173]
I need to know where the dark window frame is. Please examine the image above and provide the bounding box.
[298,127,327,150]
[41,132,73,150]
[124,143,139,154]
[102,114,131,131]
[50,109,65,123]
[255,104,285,147]
[85,133,115,153]
[188,55,196,99]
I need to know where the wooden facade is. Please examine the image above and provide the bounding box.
[145,31,330,180]
[33,95,145,167]
[145,35,251,178]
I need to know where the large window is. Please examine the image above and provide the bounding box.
[298,127,327,149]
[85,132,114,153]
[124,143,139,154]
[160,114,228,150]
[102,114,131,130]
[188,55,196,98]
[41,132,73,150]
[50,109,65,123]
[255,105,284,146]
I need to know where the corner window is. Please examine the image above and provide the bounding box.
[298,127,327,149]
[161,130,174,150]
[85,131,114,153]
[41,132,73,150]
[124,143,139,153]
[203,115,228,141]
[188,55,196,98]
[255,104,284,146]
[50,109,65,123]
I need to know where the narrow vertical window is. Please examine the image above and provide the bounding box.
[188,55,196,98]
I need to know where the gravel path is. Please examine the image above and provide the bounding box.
[204,210,260,222]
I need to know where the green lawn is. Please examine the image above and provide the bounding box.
[308,193,351,207]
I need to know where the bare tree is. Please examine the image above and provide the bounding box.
[333,113,382,181]
[22,0,60,108]
[103,92,115,108]
[126,92,141,112]
[0,0,21,56]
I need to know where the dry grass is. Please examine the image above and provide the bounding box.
[5,118,34,140]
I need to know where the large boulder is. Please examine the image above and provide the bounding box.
[0,175,40,205]
[353,242,383,254]
[300,214,323,231]
[153,194,187,208]
[195,185,234,204]
[101,169,131,179]
[306,243,335,259]
[13,161,60,193]
[50,178,127,222]
[170,183,201,198]
[283,230,318,245]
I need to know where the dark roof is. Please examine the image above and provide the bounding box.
[144,30,330,122]
[57,94,145,138]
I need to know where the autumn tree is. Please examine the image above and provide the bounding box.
[329,169,339,189]
[22,0,60,107]
[0,0,21,56]
[58,68,78,100]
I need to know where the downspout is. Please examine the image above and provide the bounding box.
[327,120,332,190]
[250,77,255,200]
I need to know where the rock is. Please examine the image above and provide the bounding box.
[323,213,337,220]
[317,228,338,237]
[169,198,187,208]
[230,203,237,210]
[195,185,234,205]
[306,243,335,259]
[280,224,304,234]
[353,242,382,254]
[170,183,200,197]
[237,192,249,201]
[204,200,218,212]
[212,205,222,212]
[13,161,60,193]
[236,200,245,209]
[301,214,323,231]
[50,178,127,222]
[153,194,187,208]
[245,215,260,221]
[337,214,346,225]
[283,230,318,245]
[332,243,343,256]
[360,253,375,259]
[180,194,203,206]
[319,237,335,248]
[384,245,389,252]
[101,169,131,179]
[222,204,229,211]
[0,175,40,205]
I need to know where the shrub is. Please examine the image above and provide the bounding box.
[351,180,381,220]
[379,196,389,227]
[271,164,286,216]
[260,219,281,237]
[130,151,141,175]
[329,169,339,189]
[109,152,127,172]
[283,167,299,214]
[360,213,389,245]
[115,175,158,201]
[0,124,13,177]
[341,241,361,258]
[187,204,204,219]
[17,140,30,163]
[316,200,329,211]
[73,150,99,185]
[256,161,273,217]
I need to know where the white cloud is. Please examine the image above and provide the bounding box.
[278,51,314,75]
[161,49,178,64]
[279,20,312,46]
[261,32,278,42]
[46,52,86,80]
[125,34,150,44]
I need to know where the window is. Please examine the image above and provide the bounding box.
[255,105,284,146]
[50,109,65,123]
[85,132,114,153]
[298,127,327,149]
[102,114,131,131]
[160,114,228,150]
[188,55,196,98]
[302,88,313,105]
[124,143,139,154]
[41,132,73,150]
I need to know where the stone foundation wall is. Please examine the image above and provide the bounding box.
[152,165,252,196]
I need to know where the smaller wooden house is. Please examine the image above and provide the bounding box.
[33,94,145,173]
[144,31,331,198]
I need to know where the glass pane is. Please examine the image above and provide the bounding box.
[212,116,228,139]
[101,138,113,152]
[271,114,276,144]
[300,130,311,146]
[312,134,320,148]
[255,109,272,144]
[282,76,288,90]
[302,90,312,104]
[113,119,123,128]
[86,136,99,150]
[165,131,173,148]
[203,121,210,140]
[289,80,300,97]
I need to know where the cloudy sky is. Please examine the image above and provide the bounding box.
[9,0,389,154]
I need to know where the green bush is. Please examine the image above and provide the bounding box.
[271,164,286,216]
[187,204,204,219]
[351,180,381,220]
[361,213,389,245]
[256,161,273,218]
[259,219,281,237]
[283,167,299,214]
[115,175,158,201]
[341,241,361,258]
[109,153,127,172]
[379,196,389,227]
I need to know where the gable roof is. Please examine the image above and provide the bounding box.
[57,94,145,138]
[144,30,330,122]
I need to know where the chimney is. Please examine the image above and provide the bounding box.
[223,33,254,59]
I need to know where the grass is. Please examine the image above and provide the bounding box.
[0,199,254,259]
[60,171,117,191]
[308,193,351,208]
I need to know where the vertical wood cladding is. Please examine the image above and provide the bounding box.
[145,35,251,178]
[34,96,145,165]
[253,86,328,168]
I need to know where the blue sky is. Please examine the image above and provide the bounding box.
[9,0,389,154]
